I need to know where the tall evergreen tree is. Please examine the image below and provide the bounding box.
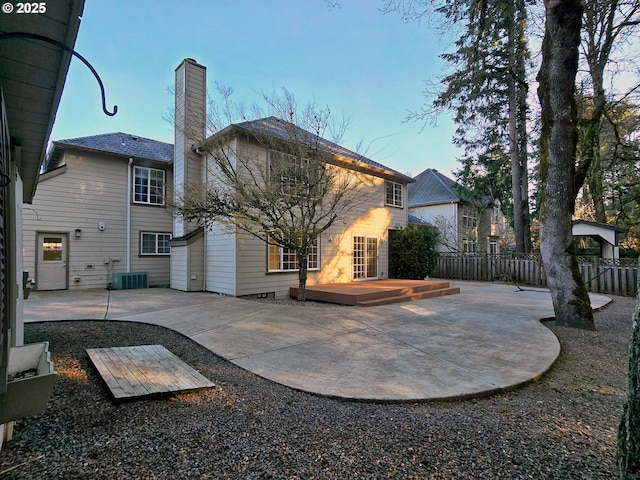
[384,0,533,253]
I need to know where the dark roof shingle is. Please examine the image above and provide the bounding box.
[46,132,173,171]
[408,168,462,207]
[226,117,412,182]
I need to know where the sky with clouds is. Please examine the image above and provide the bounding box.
[49,0,463,178]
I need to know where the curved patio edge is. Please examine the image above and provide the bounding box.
[24,282,612,402]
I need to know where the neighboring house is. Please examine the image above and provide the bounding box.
[408,168,512,253]
[573,219,628,259]
[23,133,174,290]
[170,58,414,298]
[0,0,83,445]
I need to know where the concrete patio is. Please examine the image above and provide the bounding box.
[23,281,611,402]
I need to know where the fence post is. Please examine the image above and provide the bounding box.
[483,253,489,281]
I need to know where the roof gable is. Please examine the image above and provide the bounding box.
[572,219,628,234]
[215,116,412,183]
[46,132,173,171]
[408,168,461,207]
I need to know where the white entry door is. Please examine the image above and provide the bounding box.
[353,236,378,280]
[36,233,68,290]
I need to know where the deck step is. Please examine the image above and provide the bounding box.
[290,280,461,306]
[356,286,461,307]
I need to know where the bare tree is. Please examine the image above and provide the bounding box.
[175,89,369,301]
[577,0,640,223]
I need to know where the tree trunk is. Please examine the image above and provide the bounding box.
[296,251,308,301]
[515,0,532,254]
[618,261,640,478]
[509,56,525,253]
[537,0,595,330]
[510,0,532,254]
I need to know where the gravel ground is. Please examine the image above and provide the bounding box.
[0,296,636,479]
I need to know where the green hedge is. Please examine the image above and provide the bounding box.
[389,226,439,280]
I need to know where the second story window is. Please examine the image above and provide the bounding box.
[463,212,477,228]
[269,150,321,198]
[134,166,165,205]
[385,181,403,207]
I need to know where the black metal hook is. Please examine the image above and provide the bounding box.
[0,32,118,116]
[0,172,10,187]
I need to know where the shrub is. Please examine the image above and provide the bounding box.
[389,226,439,279]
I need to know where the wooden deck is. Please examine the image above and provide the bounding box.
[290,279,460,306]
[86,345,215,402]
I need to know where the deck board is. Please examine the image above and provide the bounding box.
[86,345,215,402]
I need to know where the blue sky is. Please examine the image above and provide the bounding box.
[50,0,461,178]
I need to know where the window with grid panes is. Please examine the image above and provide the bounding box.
[268,237,319,272]
[385,181,403,207]
[134,166,165,205]
[141,232,172,255]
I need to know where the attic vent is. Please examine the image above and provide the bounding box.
[131,136,138,140]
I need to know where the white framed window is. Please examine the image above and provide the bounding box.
[268,150,321,198]
[134,166,165,205]
[385,181,403,207]
[141,232,172,255]
[462,213,477,228]
[462,238,478,253]
[489,239,499,254]
[268,237,319,272]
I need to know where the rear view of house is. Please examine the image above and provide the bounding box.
[171,58,414,298]
[23,133,174,290]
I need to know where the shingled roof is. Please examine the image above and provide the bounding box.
[408,168,463,207]
[217,116,413,183]
[45,132,173,171]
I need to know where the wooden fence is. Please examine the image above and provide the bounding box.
[433,253,639,297]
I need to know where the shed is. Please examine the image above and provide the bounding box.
[572,220,628,259]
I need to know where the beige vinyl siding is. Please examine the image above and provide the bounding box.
[130,202,174,286]
[23,149,173,289]
[174,59,206,237]
[234,172,409,298]
[170,233,204,291]
[170,245,188,291]
[200,144,238,296]
[205,225,236,296]
[194,135,409,299]
[187,235,205,291]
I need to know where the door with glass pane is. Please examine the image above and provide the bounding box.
[36,233,68,290]
[353,236,378,280]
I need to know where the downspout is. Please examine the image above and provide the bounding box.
[202,154,207,291]
[127,158,133,272]
[453,201,459,250]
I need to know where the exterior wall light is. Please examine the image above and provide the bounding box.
[75,228,82,239]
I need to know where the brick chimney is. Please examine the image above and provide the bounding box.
[174,58,206,237]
